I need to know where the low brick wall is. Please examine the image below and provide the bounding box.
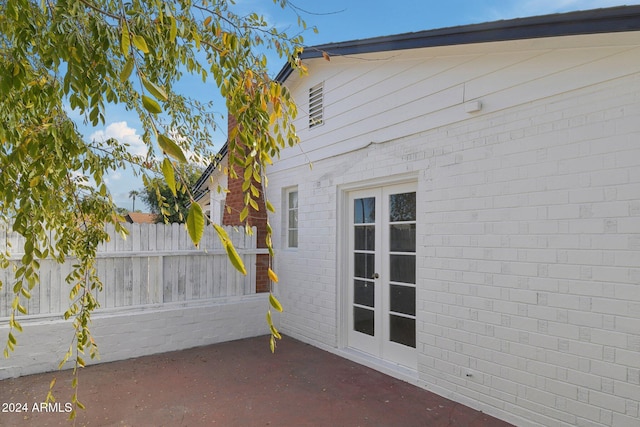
[1,294,270,379]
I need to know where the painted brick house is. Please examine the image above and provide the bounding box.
[263,6,640,427]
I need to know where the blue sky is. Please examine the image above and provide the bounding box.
[254,0,640,46]
[93,0,640,210]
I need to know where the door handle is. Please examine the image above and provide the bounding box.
[371,273,379,279]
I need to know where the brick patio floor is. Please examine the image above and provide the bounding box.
[0,335,514,426]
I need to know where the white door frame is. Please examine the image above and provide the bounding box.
[336,173,419,369]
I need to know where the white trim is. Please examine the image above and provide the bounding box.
[283,186,299,249]
[336,173,419,367]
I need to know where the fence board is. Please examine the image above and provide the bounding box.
[0,224,265,320]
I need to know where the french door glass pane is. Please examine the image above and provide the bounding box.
[389,254,416,284]
[354,253,375,279]
[354,225,375,250]
[390,285,416,316]
[354,307,375,336]
[389,315,416,348]
[354,197,375,224]
[389,192,416,222]
[354,280,375,307]
[389,224,416,252]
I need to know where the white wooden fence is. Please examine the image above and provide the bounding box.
[0,223,266,320]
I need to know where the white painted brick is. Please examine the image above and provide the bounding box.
[616,348,640,369]
[266,53,640,427]
[0,296,269,379]
[590,329,629,348]
[614,380,640,401]
[592,298,632,316]
[612,412,640,427]
[569,399,607,424]
[589,389,627,414]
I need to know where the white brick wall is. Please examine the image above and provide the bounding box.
[419,75,640,426]
[1,295,269,379]
[268,69,640,426]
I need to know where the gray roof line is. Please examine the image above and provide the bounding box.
[275,5,640,82]
[192,143,228,202]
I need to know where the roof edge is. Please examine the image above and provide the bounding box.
[275,5,640,82]
[192,143,228,201]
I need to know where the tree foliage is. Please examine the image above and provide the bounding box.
[140,164,202,223]
[0,0,312,417]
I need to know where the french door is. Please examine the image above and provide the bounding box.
[347,183,417,369]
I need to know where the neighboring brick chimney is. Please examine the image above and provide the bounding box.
[222,114,270,293]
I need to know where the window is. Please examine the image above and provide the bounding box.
[286,188,298,248]
[309,82,324,128]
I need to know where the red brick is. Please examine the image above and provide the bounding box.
[222,114,271,293]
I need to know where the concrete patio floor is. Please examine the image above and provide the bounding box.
[0,335,514,426]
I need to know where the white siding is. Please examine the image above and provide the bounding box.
[268,33,640,427]
[272,32,640,171]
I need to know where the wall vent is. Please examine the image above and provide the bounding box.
[309,82,324,128]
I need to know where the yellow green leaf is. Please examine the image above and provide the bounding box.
[132,34,149,53]
[120,57,134,82]
[239,206,248,222]
[186,203,205,247]
[142,95,162,114]
[268,268,278,283]
[58,347,72,369]
[158,134,187,163]
[252,168,261,183]
[266,200,275,213]
[20,287,30,299]
[269,293,283,312]
[270,324,282,340]
[269,335,275,353]
[225,241,247,275]
[142,77,168,102]
[213,223,231,243]
[169,16,177,42]
[121,23,130,55]
[161,158,176,197]
[244,166,253,182]
[266,309,273,326]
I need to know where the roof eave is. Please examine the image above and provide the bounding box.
[191,143,229,198]
[275,5,640,83]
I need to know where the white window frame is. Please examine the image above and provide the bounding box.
[285,187,298,248]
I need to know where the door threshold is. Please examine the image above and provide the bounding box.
[337,347,419,386]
